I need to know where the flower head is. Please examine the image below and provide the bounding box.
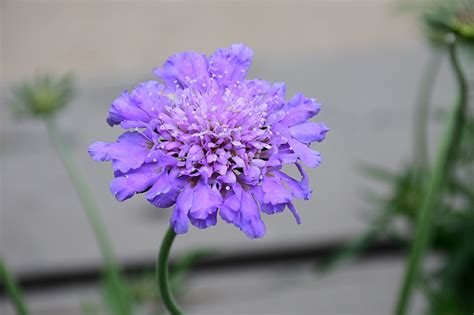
[9,73,74,118]
[422,0,474,42]
[89,44,328,238]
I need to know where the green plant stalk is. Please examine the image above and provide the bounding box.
[156,226,183,315]
[393,37,468,315]
[44,118,131,315]
[0,258,30,315]
[413,51,443,170]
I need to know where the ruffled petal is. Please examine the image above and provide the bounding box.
[280,93,321,126]
[145,169,182,208]
[275,163,312,200]
[110,163,162,201]
[220,189,241,223]
[262,174,292,205]
[221,184,266,238]
[287,202,302,225]
[106,91,150,128]
[88,132,152,173]
[145,149,178,167]
[154,52,209,91]
[209,43,253,86]
[171,184,193,234]
[238,189,266,238]
[106,81,167,128]
[288,138,322,168]
[262,82,286,113]
[260,202,286,215]
[129,81,169,118]
[289,122,329,144]
[188,181,222,229]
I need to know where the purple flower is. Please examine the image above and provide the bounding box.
[89,44,328,238]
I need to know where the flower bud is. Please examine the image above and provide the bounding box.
[9,73,75,118]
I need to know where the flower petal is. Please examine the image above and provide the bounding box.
[288,139,322,168]
[171,184,193,234]
[188,181,222,229]
[145,170,182,208]
[275,163,312,200]
[260,202,286,215]
[154,52,209,91]
[106,81,166,128]
[220,184,266,238]
[110,163,162,201]
[220,190,241,223]
[238,165,261,185]
[129,81,169,118]
[238,190,266,238]
[289,122,329,144]
[209,43,253,86]
[262,174,292,205]
[287,202,301,225]
[106,91,151,128]
[88,132,152,173]
[280,93,321,126]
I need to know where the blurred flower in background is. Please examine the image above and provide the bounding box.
[422,0,474,41]
[9,73,74,118]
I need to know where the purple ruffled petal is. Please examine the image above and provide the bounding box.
[289,122,329,144]
[289,138,322,168]
[107,91,150,128]
[262,174,292,205]
[171,184,193,234]
[209,43,253,86]
[106,81,168,128]
[88,132,152,173]
[287,202,302,225]
[188,181,222,229]
[110,163,162,201]
[221,184,266,238]
[154,52,209,91]
[145,170,182,208]
[238,189,266,238]
[280,93,321,126]
[275,163,312,200]
[220,190,241,223]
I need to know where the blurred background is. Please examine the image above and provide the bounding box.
[1,0,471,314]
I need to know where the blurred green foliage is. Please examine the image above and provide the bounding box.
[82,250,212,315]
[318,86,474,315]
[319,2,473,314]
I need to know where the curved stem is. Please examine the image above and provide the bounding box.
[0,258,30,315]
[157,226,183,315]
[413,51,443,171]
[44,118,131,315]
[393,37,468,315]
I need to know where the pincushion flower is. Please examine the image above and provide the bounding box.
[89,44,328,239]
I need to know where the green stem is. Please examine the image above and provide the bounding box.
[44,118,131,315]
[157,226,183,315]
[0,258,30,315]
[393,37,468,315]
[413,51,443,171]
